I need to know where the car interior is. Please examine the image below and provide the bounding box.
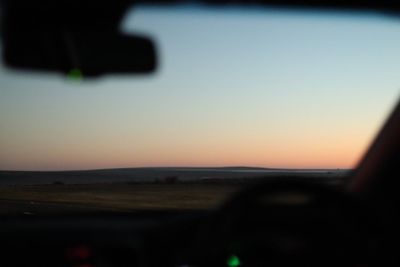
[1,0,400,266]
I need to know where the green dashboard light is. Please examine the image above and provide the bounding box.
[227,254,241,267]
[67,68,83,82]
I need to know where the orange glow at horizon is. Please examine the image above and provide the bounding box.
[0,121,374,171]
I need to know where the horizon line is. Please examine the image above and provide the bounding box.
[0,166,354,172]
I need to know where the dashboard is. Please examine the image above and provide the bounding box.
[0,179,381,267]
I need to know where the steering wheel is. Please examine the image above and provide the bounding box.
[192,178,375,267]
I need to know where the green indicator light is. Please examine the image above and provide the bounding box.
[67,68,83,82]
[227,255,241,267]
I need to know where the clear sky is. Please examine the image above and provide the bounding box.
[0,6,399,171]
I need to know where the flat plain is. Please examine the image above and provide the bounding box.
[0,184,240,212]
[0,167,349,214]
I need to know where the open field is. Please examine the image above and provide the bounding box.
[0,168,349,214]
[0,184,241,211]
[0,167,351,186]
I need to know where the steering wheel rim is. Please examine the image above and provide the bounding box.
[192,178,374,267]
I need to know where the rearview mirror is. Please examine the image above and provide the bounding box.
[3,31,157,78]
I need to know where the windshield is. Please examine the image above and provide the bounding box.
[0,6,399,213]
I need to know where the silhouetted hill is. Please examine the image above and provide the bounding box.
[0,167,351,186]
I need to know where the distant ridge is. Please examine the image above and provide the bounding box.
[0,166,275,174]
[0,167,351,186]
[0,166,349,172]
[219,166,272,170]
[91,166,273,172]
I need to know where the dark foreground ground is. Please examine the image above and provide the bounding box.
[0,174,348,216]
[0,184,240,215]
[0,168,349,215]
[0,167,351,185]
[0,199,116,216]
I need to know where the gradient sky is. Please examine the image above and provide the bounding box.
[0,6,399,171]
